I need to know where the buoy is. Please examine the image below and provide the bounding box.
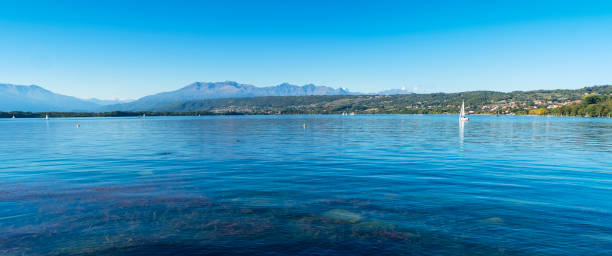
[303,123,306,129]
[76,124,80,128]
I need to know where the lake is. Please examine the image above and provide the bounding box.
[1,115,611,255]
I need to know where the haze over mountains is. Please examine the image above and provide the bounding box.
[85,98,134,106]
[1,81,407,112]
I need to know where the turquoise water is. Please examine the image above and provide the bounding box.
[1,115,611,255]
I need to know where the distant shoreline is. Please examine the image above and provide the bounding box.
[1,111,609,119]
[3,85,611,118]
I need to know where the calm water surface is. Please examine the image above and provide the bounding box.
[1,115,611,255]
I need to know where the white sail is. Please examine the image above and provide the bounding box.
[460,100,469,121]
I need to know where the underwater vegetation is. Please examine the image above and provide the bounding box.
[0,181,518,256]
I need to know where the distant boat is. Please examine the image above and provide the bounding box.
[459,101,469,121]
[349,112,355,116]
[11,115,15,119]
[45,114,49,120]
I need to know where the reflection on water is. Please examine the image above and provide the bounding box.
[1,115,612,255]
[459,119,465,145]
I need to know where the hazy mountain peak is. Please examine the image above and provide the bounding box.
[85,98,134,106]
[377,87,413,95]
[28,84,45,90]
[0,83,100,112]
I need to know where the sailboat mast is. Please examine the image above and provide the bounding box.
[459,100,469,121]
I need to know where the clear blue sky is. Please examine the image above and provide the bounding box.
[1,0,611,99]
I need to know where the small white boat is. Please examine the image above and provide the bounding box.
[459,100,469,121]
[45,114,49,120]
[11,115,15,119]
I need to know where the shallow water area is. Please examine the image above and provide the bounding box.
[1,115,611,255]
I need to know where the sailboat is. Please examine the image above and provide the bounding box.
[45,114,49,120]
[459,100,469,121]
[11,115,15,119]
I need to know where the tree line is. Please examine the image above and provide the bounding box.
[550,94,612,117]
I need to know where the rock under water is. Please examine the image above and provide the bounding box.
[322,209,363,223]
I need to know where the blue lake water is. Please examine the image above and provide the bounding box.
[1,115,611,255]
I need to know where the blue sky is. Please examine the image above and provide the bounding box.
[1,0,611,99]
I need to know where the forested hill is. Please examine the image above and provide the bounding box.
[144,85,612,116]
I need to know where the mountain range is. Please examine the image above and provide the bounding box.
[1,81,411,112]
[103,81,356,111]
[3,81,611,116]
